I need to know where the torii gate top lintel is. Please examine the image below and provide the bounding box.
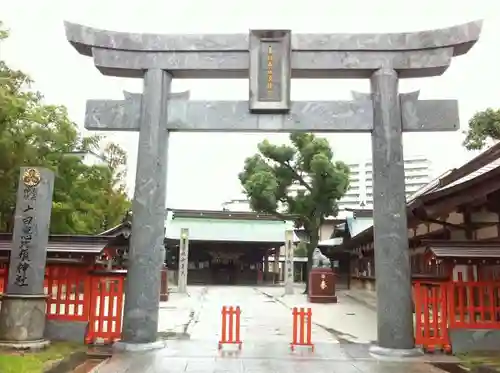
[64,20,482,79]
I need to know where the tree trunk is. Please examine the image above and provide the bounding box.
[303,227,319,293]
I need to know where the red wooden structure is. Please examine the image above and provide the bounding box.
[414,280,500,352]
[45,265,90,322]
[290,307,314,352]
[86,271,126,344]
[413,281,451,352]
[218,306,242,350]
[0,264,127,345]
[0,230,172,345]
[0,262,7,294]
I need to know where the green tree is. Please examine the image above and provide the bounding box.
[85,143,131,233]
[0,22,130,234]
[463,108,500,150]
[0,21,8,40]
[239,133,350,290]
[294,242,308,257]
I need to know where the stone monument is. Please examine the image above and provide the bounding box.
[65,21,482,355]
[308,248,337,303]
[177,228,189,293]
[284,230,294,295]
[0,167,54,348]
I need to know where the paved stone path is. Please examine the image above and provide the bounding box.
[92,286,457,372]
[257,286,378,343]
[188,286,338,343]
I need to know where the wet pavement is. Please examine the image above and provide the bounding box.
[257,286,378,343]
[188,286,337,343]
[91,286,457,372]
[94,340,454,372]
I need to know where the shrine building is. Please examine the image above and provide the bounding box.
[335,142,500,290]
[163,209,299,285]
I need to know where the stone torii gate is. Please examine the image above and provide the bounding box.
[65,21,482,354]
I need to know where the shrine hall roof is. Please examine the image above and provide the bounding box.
[425,241,500,259]
[0,235,110,254]
[346,216,374,238]
[337,142,500,250]
[164,210,298,244]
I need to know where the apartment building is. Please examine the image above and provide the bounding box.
[338,155,432,210]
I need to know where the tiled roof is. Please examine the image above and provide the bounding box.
[434,157,500,193]
[294,229,310,242]
[318,238,343,247]
[406,144,500,203]
[0,241,106,254]
[165,213,298,243]
[346,216,374,237]
[430,246,500,258]
[406,170,452,202]
[340,144,500,246]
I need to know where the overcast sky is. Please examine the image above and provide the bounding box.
[1,0,498,209]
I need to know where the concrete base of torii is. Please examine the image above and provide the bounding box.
[0,293,50,350]
[113,340,167,352]
[369,345,423,360]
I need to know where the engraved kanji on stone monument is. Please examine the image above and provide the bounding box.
[8,167,54,295]
[0,167,54,346]
[178,228,189,294]
[284,230,294,295]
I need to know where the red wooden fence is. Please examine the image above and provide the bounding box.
[0,265,178,345]
[0,264,126,345]
[448,281,500,329]
[85,273,125,344]
[45,265,90,322]
[414,280,500,352]
[413,282,451,352]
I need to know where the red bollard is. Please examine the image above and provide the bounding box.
[290,307,314,352]
[218,306,242,350]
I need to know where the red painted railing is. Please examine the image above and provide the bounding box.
[291,307,314,352]
[413,282,451,352]
[218,306,242,350]
[45,265,90,321]
[85,273,125,344]
[414,280,500,352]
[0,264,173,345]
[448,281,500,329]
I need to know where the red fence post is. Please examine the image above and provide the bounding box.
[85,272,125,345]
[291,307,298,346]
[415,280,500,354]
[290,307,314,352]
[413,281,451,353]
[218,305,242,350]
[306,308,312,346]
[0,262,8,294]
